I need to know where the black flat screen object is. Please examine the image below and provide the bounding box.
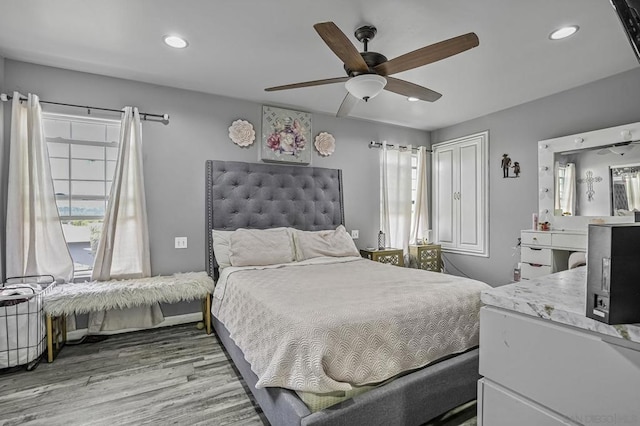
[587,223,640,324]
[611,0,640,63]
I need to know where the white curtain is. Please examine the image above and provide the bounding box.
[380,142,413,254]
[554,161,561,212]
[410,146,430,244]
[560,163,576,216]
[625,174,640,211]
[88,107,162,332]
[6,92,73,283]
[555,162,576,216]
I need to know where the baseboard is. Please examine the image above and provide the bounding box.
[67,312,203,340]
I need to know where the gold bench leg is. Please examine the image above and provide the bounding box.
[205,294,212,335]
[62,315,67,342]
[46,314,54,363]
[46,314,67,363]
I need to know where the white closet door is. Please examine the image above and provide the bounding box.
[434,145,457,247]
[432,131,488,257]
[458,137,484,253]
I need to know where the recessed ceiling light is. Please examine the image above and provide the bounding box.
[549,26,579,40]
[407,97,419,102]
[163,35,188,49]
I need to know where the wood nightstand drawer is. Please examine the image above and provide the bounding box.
[360,248,404,267]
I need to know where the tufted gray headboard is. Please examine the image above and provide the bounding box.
[205,160,345,278]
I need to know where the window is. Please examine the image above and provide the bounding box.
[43,113,120,275]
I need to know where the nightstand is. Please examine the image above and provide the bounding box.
[360,248,404,267]
[409,244,442,272]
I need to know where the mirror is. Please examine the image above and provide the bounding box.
[554,142,640,216]
[610,164,640,215]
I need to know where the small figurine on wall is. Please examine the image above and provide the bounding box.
[501,153,512,178]
[512,161,521,177]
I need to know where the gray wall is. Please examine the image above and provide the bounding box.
[2,59,428,315]
[431,67,640,287]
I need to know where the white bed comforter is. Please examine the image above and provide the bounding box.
[213,257,490,394]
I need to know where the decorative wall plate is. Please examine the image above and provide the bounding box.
[229,119,256,147]
[314,132,335,156]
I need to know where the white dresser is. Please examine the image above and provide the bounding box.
[520,230,586,280]
[478,268,640,425]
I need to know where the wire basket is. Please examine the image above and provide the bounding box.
[0,275,56,370]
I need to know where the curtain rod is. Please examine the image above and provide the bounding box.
[368,141,431,153]
[0,93,169,123]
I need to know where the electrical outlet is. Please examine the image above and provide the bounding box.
[175,237,188,249]
[351,230,359,239]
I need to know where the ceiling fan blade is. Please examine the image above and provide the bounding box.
[336,93,359,117]
[265,77,349,92]
[314,22,369,74]
[375,32,479,76]
[384,77,442,102]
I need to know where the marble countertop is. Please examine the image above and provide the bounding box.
[481,267,640,344]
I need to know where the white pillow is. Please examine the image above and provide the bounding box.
[229,228,295,267]
[212,230,234,269]
[292,225,359,261]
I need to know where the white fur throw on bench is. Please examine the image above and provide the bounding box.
[43,272,214,316]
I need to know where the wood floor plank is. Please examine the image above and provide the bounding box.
[0,322,476,426]
[0,324,267,426]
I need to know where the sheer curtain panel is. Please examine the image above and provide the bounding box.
[380,142,413,254]
[6,92,73,282]
[625,174,640,211]
[89,107,161,332]
[410,146,430,244]
[561,163,576,216]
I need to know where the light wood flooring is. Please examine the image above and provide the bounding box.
[0,323,476,426]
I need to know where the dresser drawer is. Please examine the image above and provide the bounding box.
[480,307,640,423]
[551,233,587,250]
[521,263,552,279]
[521,232,551,247]
[521,247,552,265]
[478,379,577,426]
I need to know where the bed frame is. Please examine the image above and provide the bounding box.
[205,160,479,426]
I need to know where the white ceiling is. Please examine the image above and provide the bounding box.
[0,0,637,131]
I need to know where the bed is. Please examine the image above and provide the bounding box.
[205,160,486,426]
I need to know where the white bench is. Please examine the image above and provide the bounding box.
[43,272,214,362]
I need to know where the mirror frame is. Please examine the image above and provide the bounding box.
[609,163,640,215]
[538,121,640,230]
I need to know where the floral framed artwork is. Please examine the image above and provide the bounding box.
[261,105,312,164]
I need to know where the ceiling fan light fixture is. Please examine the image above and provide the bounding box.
[407,97,420,102]
[345,74,387,101]
[549,26,579,40]
[163,35,189,49]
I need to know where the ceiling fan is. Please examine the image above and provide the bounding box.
[597,141,639,156]
[265,22,479,117]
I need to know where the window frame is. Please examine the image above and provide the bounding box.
[44,113,120,221]
[43,112,121,276]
